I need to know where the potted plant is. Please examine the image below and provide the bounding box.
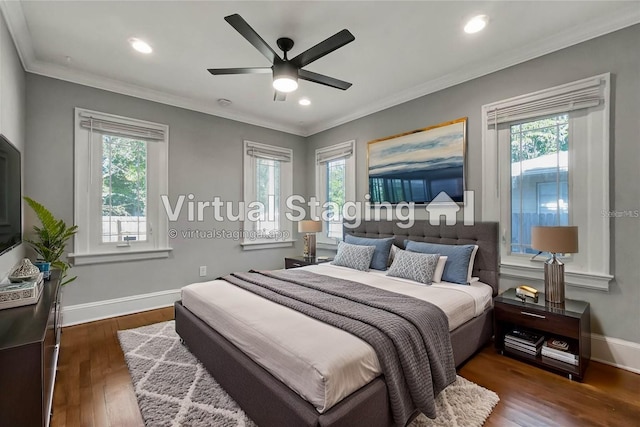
[24,197,78,286]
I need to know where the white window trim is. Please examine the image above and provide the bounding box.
[481,74,612,290]
[241,140,294,250]
[70,108,171,265]
[314,140,356,247]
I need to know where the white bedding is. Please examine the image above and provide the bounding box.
[181,263,493,414]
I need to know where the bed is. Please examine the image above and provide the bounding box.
[175,220,499,427]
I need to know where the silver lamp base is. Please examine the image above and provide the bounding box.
[544,254,565,304]
[303,233,317,258]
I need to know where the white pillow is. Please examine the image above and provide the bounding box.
[387,244,401,266]
[467,245,479,282]
[431,256,448,283]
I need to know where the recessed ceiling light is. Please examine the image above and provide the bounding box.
[129,38,153,54]
[298,98,311,106]
[464,15,488,34]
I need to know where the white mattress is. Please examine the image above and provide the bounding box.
[181,263,493,413]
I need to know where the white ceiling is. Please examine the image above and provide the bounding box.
[2,1,639,136]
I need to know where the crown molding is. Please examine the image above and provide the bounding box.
[25,59,304,136]
[305,4,640,136]
[0,0,35,66]
[2,0,639,138]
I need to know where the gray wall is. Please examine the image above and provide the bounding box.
[307,25,640,343]
[25,75,306,306]
[0,11,26,275]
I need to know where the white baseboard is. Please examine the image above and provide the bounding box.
[590,333,640,374]
[61,288,181,326]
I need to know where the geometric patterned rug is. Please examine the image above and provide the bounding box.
[118,321,499,427]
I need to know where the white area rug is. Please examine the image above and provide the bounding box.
[118,321,499,427]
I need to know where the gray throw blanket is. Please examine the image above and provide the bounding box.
[221,269,456,426]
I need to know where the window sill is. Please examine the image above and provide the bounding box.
[317,241,339,250]
[500,262,613,291]
[69,247,172,266]
[240,239,295,251]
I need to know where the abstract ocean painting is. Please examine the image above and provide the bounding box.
[368,118,467,204]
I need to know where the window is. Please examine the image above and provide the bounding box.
[71,108,170,265]
[102,135,148,243]
[510,114,569,254]
[482,74,612,290]
[315,141,355,244]
[242,141,293,249]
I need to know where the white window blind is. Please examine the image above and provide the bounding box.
[316,140,354,164]
[246,142,292,162]
[78,113,166,141]
[485,75,606,125]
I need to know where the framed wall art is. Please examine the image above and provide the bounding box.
[368,117,467,204]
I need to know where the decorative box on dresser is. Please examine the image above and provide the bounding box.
[494,288,590,381]
[0,274,61,427]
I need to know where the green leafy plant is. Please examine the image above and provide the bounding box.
[24,196,78,286]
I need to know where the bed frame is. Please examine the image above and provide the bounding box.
[175,221,499,427]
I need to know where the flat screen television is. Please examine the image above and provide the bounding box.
[0,134,21,255]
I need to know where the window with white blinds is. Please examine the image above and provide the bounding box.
[243,140,293,248]
[484,75,605,125]
[481,73,612,290]
[315,140,356,243]
[71,108,171,265]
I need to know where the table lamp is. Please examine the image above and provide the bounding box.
[298,220,322,258]
[531,226,578,304]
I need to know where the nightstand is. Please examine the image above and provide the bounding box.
[284,256,333,269]
[494,288,590,381]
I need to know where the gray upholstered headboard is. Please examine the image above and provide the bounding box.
[344,220,500,296]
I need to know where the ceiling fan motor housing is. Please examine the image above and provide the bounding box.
[276,37,295,55]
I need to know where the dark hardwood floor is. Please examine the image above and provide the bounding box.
[52,308,640,427]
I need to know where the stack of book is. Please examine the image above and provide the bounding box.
[541,338,579,365]
[0,273,44,310]
[504,328,545,356]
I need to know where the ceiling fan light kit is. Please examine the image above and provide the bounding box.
[208,14,354,101]
[272,59,299,93]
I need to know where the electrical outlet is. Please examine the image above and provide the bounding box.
[199,266,207,277]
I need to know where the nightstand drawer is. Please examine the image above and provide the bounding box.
[495,303,580,339]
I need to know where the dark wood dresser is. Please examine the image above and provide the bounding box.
[0,275,62,427]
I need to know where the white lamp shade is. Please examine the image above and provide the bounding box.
[531,226,578,254]
[298,220,322,233]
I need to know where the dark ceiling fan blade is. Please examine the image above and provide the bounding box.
[299,69,352,90]
[274,91,287,101]
[291,29,355,68]
[225,14,280,63]
[208,67,272,75]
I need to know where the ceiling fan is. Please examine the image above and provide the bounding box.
[208,14,355,101]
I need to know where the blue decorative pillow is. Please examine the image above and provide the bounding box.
[332,241,376,271]
[404,240,477,285]
[387,249,440,285]
[345,235,394,270]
